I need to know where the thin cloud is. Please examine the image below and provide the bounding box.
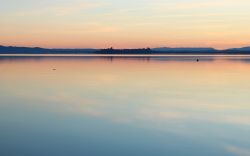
[16,1,108,16]
[51,2,107,16]
[225,145,250,156]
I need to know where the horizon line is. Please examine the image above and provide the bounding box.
[1,44,250,50]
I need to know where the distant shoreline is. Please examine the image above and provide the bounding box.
[1,45,250,55]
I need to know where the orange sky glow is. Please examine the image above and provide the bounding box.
[1,0,250,49]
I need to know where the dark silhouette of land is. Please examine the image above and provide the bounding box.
[1,45,250,54]
[98,47,152,54]
[0,46,97,54]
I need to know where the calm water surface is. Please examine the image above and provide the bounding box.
[0,55,250,156]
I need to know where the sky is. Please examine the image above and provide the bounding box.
[1,0,250,49]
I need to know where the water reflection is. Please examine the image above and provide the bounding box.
[0,55,250,156]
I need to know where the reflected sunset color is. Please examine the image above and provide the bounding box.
[0,55,250,156]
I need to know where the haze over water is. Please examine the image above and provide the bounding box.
[0,55,250,156]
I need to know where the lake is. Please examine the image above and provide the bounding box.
[0,55,250,156]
